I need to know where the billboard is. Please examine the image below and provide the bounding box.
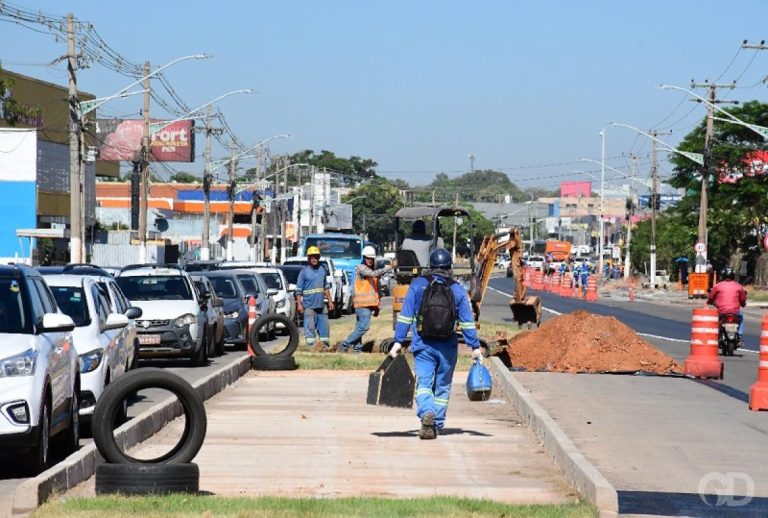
[95,119,195,162]
[560,180,592,198]
[718,150,768,184]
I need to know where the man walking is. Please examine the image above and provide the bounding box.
[389,248,480,440]
[295,246,335,351]
[337,246,395,353]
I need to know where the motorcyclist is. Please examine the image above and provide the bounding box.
[707,267,747,346]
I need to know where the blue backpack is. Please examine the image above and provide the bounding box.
[466,358,492,401]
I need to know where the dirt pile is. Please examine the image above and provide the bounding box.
[498,310,683,375]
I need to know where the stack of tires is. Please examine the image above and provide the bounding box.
[92,369,206,495]
[249,314,300,371]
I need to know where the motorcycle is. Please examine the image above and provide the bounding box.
[718,313,741,357]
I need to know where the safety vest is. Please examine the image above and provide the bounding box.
[354,275,379,308]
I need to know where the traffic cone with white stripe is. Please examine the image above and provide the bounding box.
[246,295,257,356]
[749,314,768,411]
[683,307,723,379]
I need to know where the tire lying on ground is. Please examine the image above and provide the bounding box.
[250,355,298,371]
[249,314,299,358]
[92,368,207,464]
[96,463,199,495]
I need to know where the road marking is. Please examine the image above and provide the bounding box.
[487,285,759,353]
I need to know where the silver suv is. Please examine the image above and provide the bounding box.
[116,264,208,366]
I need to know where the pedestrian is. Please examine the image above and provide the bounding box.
[578,259,590,294]
[389,248,480,440]
[337,246,396,353]
[295,246,335,351]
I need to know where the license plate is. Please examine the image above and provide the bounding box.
[724,324,738,333]
[138,334,162,345]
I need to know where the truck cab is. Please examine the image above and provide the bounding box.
[301,233,364,280]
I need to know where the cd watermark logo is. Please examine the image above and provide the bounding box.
[698,472,754,507]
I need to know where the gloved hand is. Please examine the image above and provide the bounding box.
[471,348,483,361]
[388,342,402,358]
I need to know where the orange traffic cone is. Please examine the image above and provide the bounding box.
[585,276,598,301]
[749,314,768,410]
[628,287,635,302]
[246,295,257,356]
[551,271,561,294]
[683,307,723,379]
[532,270,544,291]
[560,273,571,298]
[523,268,532,288]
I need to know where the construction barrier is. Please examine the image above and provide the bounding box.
[628,287,635,302]
[246,295,257,356]
[522,268,532,288]
[532,270,544,291]
[585,276,598,302]
[688,272,708,299]
[551,272,561,293]
[683,307,723,379]
[749,313,768,411]
[560,272,572,297]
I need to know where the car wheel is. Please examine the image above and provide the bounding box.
[130,338,140,370]
[55,386,80,457]
[22,398,50,475]
[96,462,199,495]
[206,326,216,357]
[92,368,207,464]
[214,327,226,356]
[190,330,207,367]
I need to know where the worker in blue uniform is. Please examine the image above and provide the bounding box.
[295,246,335,351]
[578,259,590,293]
[389,248,481,440]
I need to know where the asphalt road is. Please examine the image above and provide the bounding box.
[485,276,762,402]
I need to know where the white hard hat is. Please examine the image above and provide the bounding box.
[362,245,376,258]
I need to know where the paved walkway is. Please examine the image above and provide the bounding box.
[67,370,574,505]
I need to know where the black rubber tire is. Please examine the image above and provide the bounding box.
[214,327,226,356]
[96,462,199,495]
[379,338,394,354]
[267,321,277,341]
[21,397,50,475]
[130,338,140,370]
[190,330,207,367]
[249,314,299,358]
[55,386,80,457]
[250,355,298,371]
[92,368,207,464]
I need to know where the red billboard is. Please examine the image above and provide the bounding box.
[560,180,592,198]
[95,119,195,162]
[718,150,768,184]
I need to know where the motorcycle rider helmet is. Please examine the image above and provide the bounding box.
[722,266,735,281]
[429,248,452,269]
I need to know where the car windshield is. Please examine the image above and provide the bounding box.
[237,275,260,295]
[117,275,193,301]
[259,272,282,291]
[280,267,301,285]
[208,277,239,299]
[49,286,91,327]
[305,237,362,260]
[0,277,30,334]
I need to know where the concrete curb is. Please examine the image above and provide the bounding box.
[11,354,252,515]
[489,358,619,517]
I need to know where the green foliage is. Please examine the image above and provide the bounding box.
[169,171,200,183]
[0,66,43,126]
[415,169,526,203]
[629,211,697,275]
[440,204,497,254]
[342,178,404,245]
[285,149,378,186]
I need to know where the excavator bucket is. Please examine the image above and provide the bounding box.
[510,295,542,329]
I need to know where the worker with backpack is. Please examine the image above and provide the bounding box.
[389,248,481,440]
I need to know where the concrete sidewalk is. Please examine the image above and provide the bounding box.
[511,372,768,517]
[66,370,575,505]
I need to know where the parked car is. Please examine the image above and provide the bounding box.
[340,270,354,314]
[199,271,252,349]
[525,255,546,270]
[0,264,80,474]
[254,266,295,330]
[44,275,133,423]
[233,271,277,340]
[277,264,304,326]
[376,258,393,296]
[281,256,344,318]
[116,264,209,366]
[189,274,226,357]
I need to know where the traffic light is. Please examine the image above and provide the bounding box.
[646,194,660,210]
[252,191,263,224]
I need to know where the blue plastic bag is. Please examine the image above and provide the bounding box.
[466,358,492,401]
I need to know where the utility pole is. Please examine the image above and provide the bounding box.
[295,165,303,250]
[281,157,290,263]
[66,14,83,264]
[251,148,262,262]
[452,192,459,261]
[200,105,214,260]
[225,143,237,261]
[271,158,281,262]
[138,61,151,263]
[624,154,638,280]
[469,154,475,174]
[309,165,316,234]
[691,81,736,272]
[598,129,606,277]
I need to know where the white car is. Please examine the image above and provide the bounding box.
[44,275,133,422]
[340,270,354,315]
[0,265,80,474]
[116,264,209,366]
[282,256,344,318]
[254,266,295,326]
[526,255,546,270]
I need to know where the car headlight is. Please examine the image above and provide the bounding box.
[0,349,38,377]
[174,313,197,328]
[79,350,103,373]
[224,310,239,319]
[275,299,286,309]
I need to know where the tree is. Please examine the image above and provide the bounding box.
[169,171,200,183]
[284,149,378,187]
[439,204,496,255]
[0,66,43,126]
[343,178,403,246]
[415,169,526,203]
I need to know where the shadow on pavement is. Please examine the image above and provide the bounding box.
[371,428,493,438]
[696,379,750,404]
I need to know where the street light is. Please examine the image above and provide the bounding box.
[610,122,703,165]
[579,128,606,277]
[150,89,255,137]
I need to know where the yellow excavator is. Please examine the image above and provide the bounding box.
[469,228,541,328]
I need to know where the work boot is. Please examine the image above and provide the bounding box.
[419,412,437,440]
[311,342,324,353]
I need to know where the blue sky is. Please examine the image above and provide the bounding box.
[2,0,768,190]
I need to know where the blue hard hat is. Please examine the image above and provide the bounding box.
[429,248,452,269]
